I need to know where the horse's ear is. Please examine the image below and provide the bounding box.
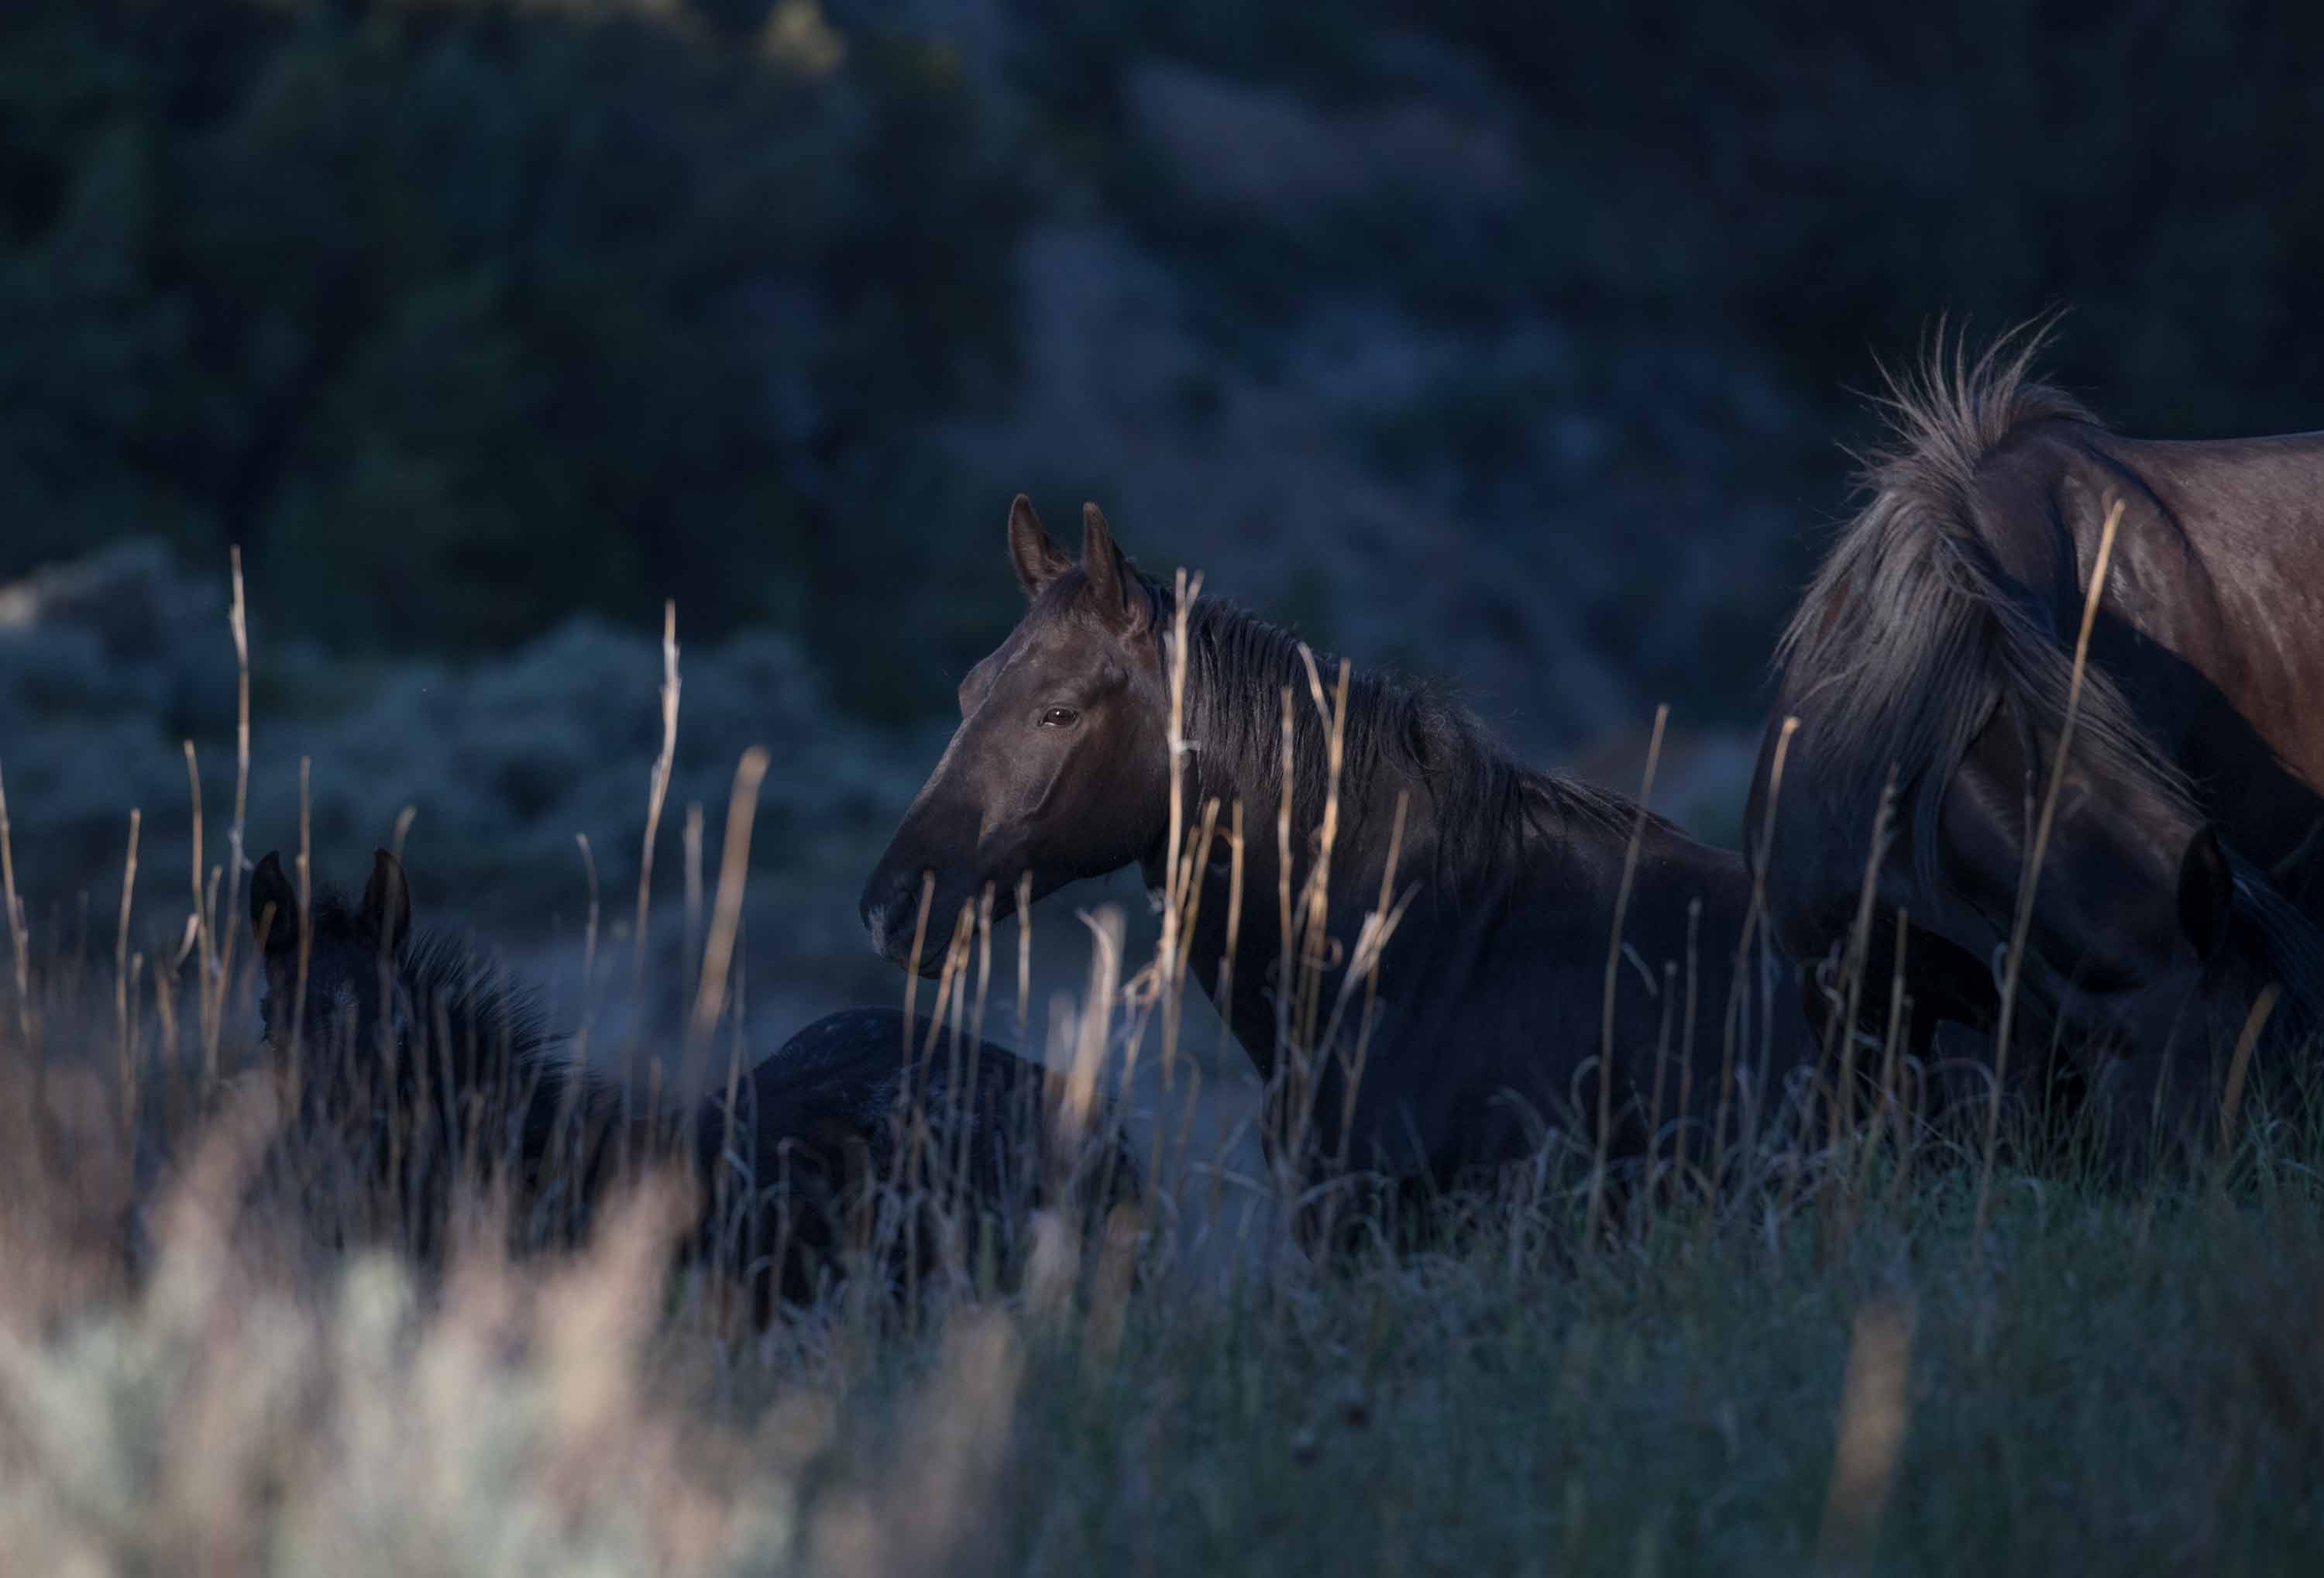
[1008,493,1071,600]
[2178,825,2234,963]
[250,851,297,955]
[1080,501,1147,633]
[361,847,413,954]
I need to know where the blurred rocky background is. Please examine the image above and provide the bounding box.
[5,0,2322,1047]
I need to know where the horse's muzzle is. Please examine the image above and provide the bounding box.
[859,868,947,976]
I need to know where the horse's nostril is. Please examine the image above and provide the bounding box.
[861,868,923,954]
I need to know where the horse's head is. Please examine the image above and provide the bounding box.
[249,847,414,1061]
[1942,725,2310,1142]
[861,495,1171,974]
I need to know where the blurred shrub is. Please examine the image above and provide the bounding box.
[1012,0,2324,438]
[0,538,928,972]
[8,0,2323,744]
[0,0,1029,717]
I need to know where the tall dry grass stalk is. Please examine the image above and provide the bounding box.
[683,799,706,995]
[1817,1298,1915,1573]
[1588,703,1669,1239]
[0,758,44,1169]
[2217,982,2281,1157]
[1155,567,1205,1091]
[1014,869,1034,1043]
[1061,905,1126,1171]
[182,741,216,1083]
[1291,649,1350,1061]
[1272,684,1298,1123]
[1717,714,1798,1190]
[571,833,603,1068]
[1976,497,2124,1239]
[208,545,253,1100]
[113,809,141,1146]
[1261,649,1352,1199]
[290,759,315,1081]
[1827,767,1899,1158]
[1672,896,1703,1189]
[627,600,682,1145]
[687,750,769,1062]
[899,870,937,1047]
[1844,906,1917,1239]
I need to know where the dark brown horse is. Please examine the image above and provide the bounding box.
[1748,326,2324,1163]
[861,497,1821,1215]
[247,849,1139,1313]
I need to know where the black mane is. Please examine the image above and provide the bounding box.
[392,923,562,1078]
[287,882,568,1092]
[1147,576,1673,884]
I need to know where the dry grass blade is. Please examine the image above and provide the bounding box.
[1015,869,1034,1042]
[1720,715,1799,1184]
[1158,566,1205,1086]
[1829,767,1899,1159]
[2218,982,2281,1154]
[1675,896,1703,1187]
[115,809,142,1143]
[213,545,253,1086]
[1590,703,1668,1239]
[902,871,937,1045]
[0,761,27,1040]
[682,799,706,993]
[183,741,218,1081]
[571,834,602,1070]
[0,759,45,1163]
[1977,497,2124,1239]
[1274,684,1297,1122]
[1278,649,1350,1180]
[1818,1299,1915,1573]
[971,880,996,1044]
[287,758,314,1084]
[1061,904,1126,1162]
[688,748,771,1053]
[1321,789,1410,1169]
[627,600,682,1147]
[634,600,682,982]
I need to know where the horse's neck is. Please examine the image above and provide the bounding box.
[1165,751,1431,1079]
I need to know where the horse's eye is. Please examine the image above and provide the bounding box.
[1040,706,1080,729]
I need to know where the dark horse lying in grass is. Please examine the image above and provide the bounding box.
[1748,325,2324,1167]
[246,848,1139,1315]
[861,494,1822,1229]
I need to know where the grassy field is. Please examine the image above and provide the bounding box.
[3,788,2322,1578]
[2,577,2321,1577]
[5,1045,2323,1575]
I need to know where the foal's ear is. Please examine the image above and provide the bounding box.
[2178,825,2235,964]
[1080,501,1148,633]
[1007,493,1071,600]
[361,847,413,955]
[250,851,297,955]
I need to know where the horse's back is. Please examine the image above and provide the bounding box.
[736,1006,1140,1205]
[1336,827,1812,1184]
[1965,420,2324,847]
